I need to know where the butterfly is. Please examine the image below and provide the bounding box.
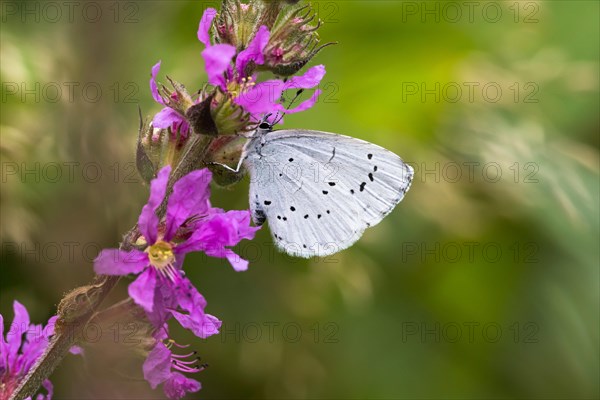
[219,122,414,258]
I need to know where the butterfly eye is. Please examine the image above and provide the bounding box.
[259,122,271,130]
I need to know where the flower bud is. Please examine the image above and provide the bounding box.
[216,0,284,49]
[211,89,252,136]
[204,135,247,186]
[136,117,176,183]
[262,3,335,76]
[156,77,195,118]
[135,109,157,184]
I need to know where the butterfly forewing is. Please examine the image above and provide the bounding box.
[244,129,413,257]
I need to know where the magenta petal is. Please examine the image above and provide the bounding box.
[0,315,6,369]
[204,314,223,335]
[11,300,30,333]
[171,310,221,339]
[94,248,148,276]
[150,61,164,105]
[236,25,270,73]
[175,278,207,311]
[129,269,157,312]
[153,107,185,130]
[176,210,259,255]
[147,283,178,329]
[176,210,259,272]
[176,120,190,137]
[236,66,324,117]
[280,89,322,114]
[203,246,249,271]
[197,8,217,47]
[143,341,172,389]
[44,316,58,338]
[202,44,236,90]
[69,345,84,355]
[170,278,221,339]
[286,65,326,89]
[7,301,30,366]
[38,379,53,400]
[224,249,249,271]
[226,210,260,241]
[164,169,212,241]
[164,372,201,399]
[207,211,260,245]
[235,79,284,115]
[138,165,171,243]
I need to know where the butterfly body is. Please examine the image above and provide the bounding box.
[239,126,413,258]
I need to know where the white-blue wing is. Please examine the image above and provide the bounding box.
[244,129,413,257]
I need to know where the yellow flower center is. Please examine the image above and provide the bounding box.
[228,76,256,98]
[146,240,175,270]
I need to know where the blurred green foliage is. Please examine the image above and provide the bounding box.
[1,1,598,398]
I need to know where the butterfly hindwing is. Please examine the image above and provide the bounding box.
[244,129,413,257]
[275,130,414,225]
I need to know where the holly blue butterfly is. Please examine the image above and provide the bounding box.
[221,122,414,258]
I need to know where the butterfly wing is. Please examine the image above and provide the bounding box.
[244,129,413,257]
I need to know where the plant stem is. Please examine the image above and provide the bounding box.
[10,134,213,399]
[9,274,121,400]
[9,329,75,400]
[10,226,138,400]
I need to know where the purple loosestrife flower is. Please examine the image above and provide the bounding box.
[1,302,56,400]
[94,166,259,336]
[199,8,326,121]
[150,61,191,137]
[143,326,207,400]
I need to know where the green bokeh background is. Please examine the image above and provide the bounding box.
[1,1,599,398]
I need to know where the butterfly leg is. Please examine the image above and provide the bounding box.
[208,154,245,173]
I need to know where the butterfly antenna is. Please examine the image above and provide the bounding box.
[272,89,305,125]
[262,113,273,124]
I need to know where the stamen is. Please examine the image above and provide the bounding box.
[172,362,202,374]
[174,358,198,366]
[146,241,177,280]
[168,346,207,374]
[169,340,190,349]
[172,351,196,359]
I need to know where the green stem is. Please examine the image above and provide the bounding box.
[10,226,137,400]
[9,329,75,400]
[10,134,214,400]
[9,274,121,400]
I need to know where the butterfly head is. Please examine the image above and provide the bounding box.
[258,121,273,132]
[256,114,274,137]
